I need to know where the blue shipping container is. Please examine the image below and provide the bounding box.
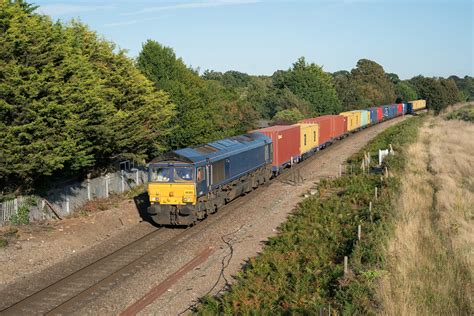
[367,107,378,124]
[381,105,390,119]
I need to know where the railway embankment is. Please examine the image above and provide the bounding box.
[197,116,426,314]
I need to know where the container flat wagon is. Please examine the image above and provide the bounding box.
[254,125,301,173]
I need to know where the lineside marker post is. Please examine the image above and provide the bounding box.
[121,170,125,193]
[66,198,70,214]
[369,201,373,223]
[375,187,378,200]
[358,224,361,241]
[87,176,91,201]
[344,256,348,276]
[105,175,109,198]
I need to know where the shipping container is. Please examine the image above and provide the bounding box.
[293,123,319,157]
[360,110,370,127]
[389,104,398,118]
[375,107,383,121]
[253,125,300,172]
[299,115,346,146]
[381,105,390,119]
[367,107,382,124]
[397,103,403,115]
[408,99,427,112]
[339,111,361,131]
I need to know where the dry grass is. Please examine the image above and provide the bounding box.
[377,117,473,315]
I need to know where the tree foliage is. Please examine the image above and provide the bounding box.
[0,1,175,191]
[137,40,257,149]
[409,76,461,114]
[394,81,418,103]
[334,59,396,110]
[273,57,342,115]
[271,108,304,125]
[448,75,474,101]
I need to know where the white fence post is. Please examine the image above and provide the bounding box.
[135,169,139,185]
[121,170,125,193]
[87,178,91,201]
[66,198,70,214]
[14,198,18,212]
[105,175,109,198]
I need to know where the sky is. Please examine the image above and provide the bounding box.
[34,0,473,79]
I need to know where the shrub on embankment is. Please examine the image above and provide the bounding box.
[196,116,424,314]
[446,103,474,122]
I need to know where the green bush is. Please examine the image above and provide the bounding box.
[10,206,30,225]
[446,104,474,122]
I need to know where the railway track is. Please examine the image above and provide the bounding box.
[0,119,406,314]
[0,227,182,315]
[0,180,278,314]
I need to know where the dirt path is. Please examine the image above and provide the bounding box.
[0,116,409,314]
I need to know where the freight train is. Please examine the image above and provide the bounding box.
[147,100,426,225]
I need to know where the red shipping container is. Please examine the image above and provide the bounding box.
[253,125,300,171]
[376,107,383,121]
[300,115,347,145]
[397,103,403,115]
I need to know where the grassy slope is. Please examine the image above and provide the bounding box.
[377,116,473,314]
[197,116,424,314]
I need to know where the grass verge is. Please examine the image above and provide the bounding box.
[377,116,473,314]
[196,116,424,314]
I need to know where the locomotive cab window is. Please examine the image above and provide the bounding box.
[174,167,194,182]
[150,167,171,182]
[149,166,194,183]
[197,167,204,182]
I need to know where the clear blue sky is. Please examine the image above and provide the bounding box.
[34,0,473,79]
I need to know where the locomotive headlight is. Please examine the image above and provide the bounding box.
[182,196,192,202]
[154,197,160,201]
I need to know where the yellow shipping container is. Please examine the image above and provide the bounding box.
[294,123,319,156]
[409,99,426,110]
[339,111,361,131]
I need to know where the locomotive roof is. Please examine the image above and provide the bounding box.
[151,132,271,164]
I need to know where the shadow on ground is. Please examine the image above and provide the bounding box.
[133,192,159,227]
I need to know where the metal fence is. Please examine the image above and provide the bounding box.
[0,169,149,226]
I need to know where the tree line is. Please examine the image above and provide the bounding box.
[0,0,471,195]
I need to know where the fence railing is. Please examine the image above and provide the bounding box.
[0,169,149,226]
